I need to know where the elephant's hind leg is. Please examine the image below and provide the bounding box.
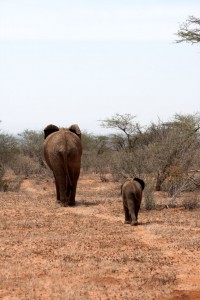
[124,205,131,224]
[54,173,68,206]
[135,203,141,222]
[68,184,77,206]
[127,200,138,226]
[54,177,60,201]
[67,170,80,206]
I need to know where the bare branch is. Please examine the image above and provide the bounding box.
[175,16,200,44]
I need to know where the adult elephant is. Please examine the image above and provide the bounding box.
[43,124,82,206]
[121,177,145,226]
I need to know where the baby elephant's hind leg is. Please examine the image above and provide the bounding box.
[124,205,132,224]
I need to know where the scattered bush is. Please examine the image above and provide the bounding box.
[143,182,155,210]
[1,176,23,192]
[183,193,199,210]
[0,113,199,198]
[10,154,45,177]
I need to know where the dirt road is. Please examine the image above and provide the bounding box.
[0,173,200,299]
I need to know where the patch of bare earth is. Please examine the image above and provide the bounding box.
[0,173,199,299]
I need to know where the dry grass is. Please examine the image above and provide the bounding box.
[0,172,200,300]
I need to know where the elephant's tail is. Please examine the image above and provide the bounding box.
[120,184,123,195]
[65,165,73,189]
[59,152,73,189]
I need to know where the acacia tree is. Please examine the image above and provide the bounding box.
[176,16,200,44]
[99,114,147,180]
[100,113,142,152]
[99,113,200,192]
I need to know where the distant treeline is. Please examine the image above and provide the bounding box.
[0,113,200,204]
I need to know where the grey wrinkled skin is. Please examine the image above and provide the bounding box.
[121,178,145,226]
[43,124,82,207]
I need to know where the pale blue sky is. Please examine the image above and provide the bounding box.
[0,0,200,135]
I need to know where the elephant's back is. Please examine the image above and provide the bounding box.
[44,129,82,158]
[44,131,63,153]
[122,180,142,197]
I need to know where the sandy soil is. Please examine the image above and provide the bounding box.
[0,173,200,300]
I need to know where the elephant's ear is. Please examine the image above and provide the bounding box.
[44,124,59,139]
[69,124,81,139]
[134,177,145,190]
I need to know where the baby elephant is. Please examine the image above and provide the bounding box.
[121,177,145,226]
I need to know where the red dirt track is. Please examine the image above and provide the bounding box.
[0,173,200,299]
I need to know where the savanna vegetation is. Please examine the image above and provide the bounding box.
[176,15,200,44]
[0,113,199,209]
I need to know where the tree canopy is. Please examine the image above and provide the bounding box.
[176,16,200,44]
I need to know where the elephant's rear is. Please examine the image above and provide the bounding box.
[44,129,82,173]
[122,180,142,198]
[122,180,143,209]
[43,131,63,171]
